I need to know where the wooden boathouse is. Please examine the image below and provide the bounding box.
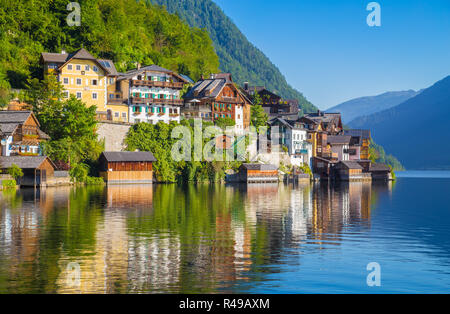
[238,163,279,183]
[0,156,56,186]
[99,151,157,184]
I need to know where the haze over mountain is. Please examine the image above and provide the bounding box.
[349,76,450,169]
[327,90,421,124]
[149,0,317,113]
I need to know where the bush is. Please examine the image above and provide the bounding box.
[69,163,89,183]
[85,176,105,185]
[299,163,312,176]
[2,179,16,188]
[7,164,23,180]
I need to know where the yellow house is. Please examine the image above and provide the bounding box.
[41,48,128,122]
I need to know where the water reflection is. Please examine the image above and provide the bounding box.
[0,181,391,293]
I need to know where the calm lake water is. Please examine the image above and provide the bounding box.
[1,171,449,293]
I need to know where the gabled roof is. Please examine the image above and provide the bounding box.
[270,117,306,130]
[343,129,371,140]
[0,111,42,138]
[117,64,188,82]
[241,163,278,171]
[338,160,363,170]
[327,135,352,145]
[101,151,157,162]
[369,163,391,172]
[98,59,118,76]
[41,48,114,76]
[0,156,56,169]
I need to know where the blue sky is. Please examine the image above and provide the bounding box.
[214,0,450,109]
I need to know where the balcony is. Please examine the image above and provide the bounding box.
[131,97,183,105]
[131,80,184,89]
[107,98,124,104]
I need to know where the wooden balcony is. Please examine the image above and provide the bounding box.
[131,80,184,89]
[131,97,183,105]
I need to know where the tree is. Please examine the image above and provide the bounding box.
[215,117,235,130]
[7,164,23,181]
[250,104,268,132]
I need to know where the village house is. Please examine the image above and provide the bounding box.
[344,129,371,160]
[327,135,351,162]
[0,156,57,186]
[238,163,279,183]
[183,73,252,134]
[333,160,371,181]
[298,116,330,159]
[0,111,50,157]
[41,48,119,120]
[118,65,190,124]
[242,83,299,121]
[270,117,312,167]
[98,151,157,184]
[303,110,343,135]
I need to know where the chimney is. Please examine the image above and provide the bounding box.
[317,109,321,116]
[137,63,141,70]
[200,74,204,80]
[61,49,66,55]
[210,73,215,79]
[244,82,249,91]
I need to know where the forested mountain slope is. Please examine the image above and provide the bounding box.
[150,0,317,113]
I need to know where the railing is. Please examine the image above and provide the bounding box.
[107,98,124,104]
[131,97,183,105]
[131,80,184,89]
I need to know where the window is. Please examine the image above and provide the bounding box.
[76,65,81,71]
[92,79,98,86]
[109,78,114,84]
[85,65,90,71]
[76,78,82,85]
[114,112,119,118]
[63,78,69,84]
[92,93,98,99]
[93,66,98,72]
[48,64,57,69]
[68,64,73,70]
[109,94,115,99]
[122,112,127,118]
[63,91,69,98]
[76,92,82,99]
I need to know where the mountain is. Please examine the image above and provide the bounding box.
[149,0,317,113]
[349,76,450,169]
[327,90,421,124]
[0,0,219,91]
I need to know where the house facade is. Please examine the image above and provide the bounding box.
[0,111,50,157]
[99,151,157,184]
[118,65,189,124]
[183,73,252,134]
[327,135,351,162]
[242,84,299,121]
[344,129,371,160]
[41,48,119,117]
[270,118,312,167]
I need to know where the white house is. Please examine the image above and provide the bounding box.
[119,65,189,124]
[270,118,312,167]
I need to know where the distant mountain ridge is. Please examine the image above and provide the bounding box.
[349,76,450,169]
[327,90,421,123]
[149,0,317,113]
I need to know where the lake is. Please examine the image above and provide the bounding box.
[0,171,449,293]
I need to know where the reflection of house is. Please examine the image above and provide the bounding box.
[0,156,56,186]
[0,111,49,156]
[99,151,157,184]
[119,65,190,124]
[184,73,252,134]
[239,164,278,182]
[270,117,312,166]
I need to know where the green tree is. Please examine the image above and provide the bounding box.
[214,117,235,130]
[7,164,23,181]
[250,104,268,132]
